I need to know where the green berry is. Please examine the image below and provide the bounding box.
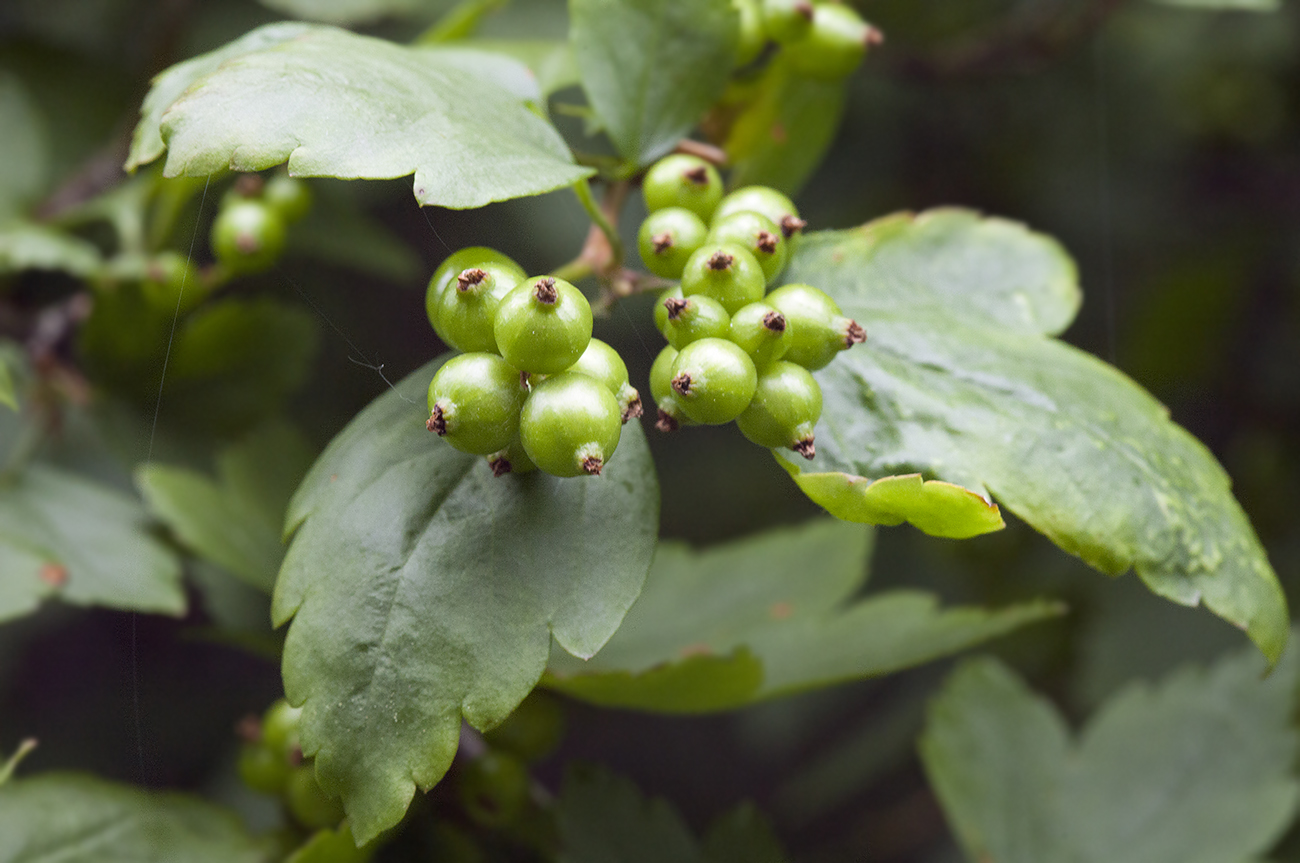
[494,276,594,375]
[785,3,880,81]
[433,264,523,353]
[653,286,685,341]
[680,244,766,315]
[140,251,203,315]
[642,155,724,221]
[287,765,344,830]
[262,173,312,224]
[260,699,303,760]
[210,200,286,274]
[519,372,622,477]
[483,692,566,763]
[766,283,866,370]
[661,293,731,350]
[650,345,692,432]
[713,186,806,239]
[237,742,291,796]
[488,435,537,478]
[669,338,758,425]
[728,302,791,369]
[736,361,822,457]
[638,207,709,279]
[427,353,528,456]
[566,338,643,423]
[761,0,813,44]
[732,0,767,66]
[458,750,530,828]
[425,247,526,334]
[708,210,789,284]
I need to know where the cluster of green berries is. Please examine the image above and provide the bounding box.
[237,699,345,831]
[637,154,865,459]
[423,249,641,478]
[731,0,881,79]
[209,172,311,275]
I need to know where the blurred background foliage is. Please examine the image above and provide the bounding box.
[1,0,1297,860]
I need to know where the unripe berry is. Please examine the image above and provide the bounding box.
[487,435,537,478]
[425,247,526,334]
[494,276,594,374]
[519,373,622,477]
[713,186,806,239]
[260,699,303,760]
[669,338,758,425]
[785,4,881,81]
[650,345,692,432]
[642,155,724,221]
[653,286,684,340]
[708,210,789,284]
[237,742,291,796]
[736,361,822,457]
[427,353,529,456]
[761,0,813,44]
[680,244,766,314]
[638,207,709,279]
[262,173,312,224]
[433,264,523,353]
[287,765,344,829]
[728,302,791,369]
[210,199,286,274]
[662,294,731,350]
[140,251,204,315]
[565,338,643,423]
[732,0,768,66]
[766,283,866,370]
[458,750,530,828]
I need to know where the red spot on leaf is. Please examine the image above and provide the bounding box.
[771,124,788,144]
[679,643,713,658]
[39,563,67,588]
[769,601,793,620]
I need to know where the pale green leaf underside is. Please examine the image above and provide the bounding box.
[571,0,738,165]
[920,644,1300,863]
[462,39,579,99]
[0,220,102,277]
[128,23,591,209]
[273,358,659,843]
[0,773,272,863]
[547,519,1060,712]
[0,464,184,623]
[792,209,1287,661]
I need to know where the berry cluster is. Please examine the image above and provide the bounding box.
[423,248,642,478]
[209,172,311,275]
[237,700,345,831]
[732,0,882,79]
[638,154,865,459]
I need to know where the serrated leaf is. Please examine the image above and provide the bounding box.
[920,644,1300,863]
[0,773,274,863]
[571,0,738,165]
[546,518,1060,712]
[786,209,1288,662]
[724,57,848,196]
[258,0,436,25]
[702,803,788,863]
[272,357,659,843]
[0,220,102,277]
[0,463,185,624]
[137,422,314,592]
[128,23,591,209]
[0,73,49,220]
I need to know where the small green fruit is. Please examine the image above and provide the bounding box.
[433,264,523,353]
[650,345,692,432]
[713,186,806,239]
[140,251,203,315]
[237,743,291,796]
[653,286,684,341]
[487,435,537,478]
[736,361,822,457]
[661,293,731,350]
[287,765,344,830]
[669,338,758,425]
[427,353,529,456]
[262,173,312,223]
[260,699,303,760]
[494,276,594,375]
[708,210,789,284]
[566,337,643,423]
[642,154,724,221]
[766,283,866,370]
[761,0,814,44]
[728,302,791,369]
[638,207,709,279]
[680,244,766,314]
[210,200,286,274]
[519,372,622,477]
[425,247,526,334]
[732,0,768,66]
[785,3,880,81]
[458,750,530,828]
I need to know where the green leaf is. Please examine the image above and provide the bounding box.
[1148,0,1278,9]
[137,422,315,592]
[258,0,438,25]
[0,73,49,220]
[701,803,788,863]
[546,518,1061,712]
[0,464,185,624]
[285,822,373,863]
[571,0,738,165]
[919,645,1300,863]
[0,220,102,277]
[127,23,591,209]
[0,773,274,862]
[786,210,1289,662]
[272,357,659,844]
[462,39,580,98]
[286,190,423,284]
[724,57,848,196]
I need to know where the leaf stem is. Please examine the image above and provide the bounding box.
[571,178,622,267]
